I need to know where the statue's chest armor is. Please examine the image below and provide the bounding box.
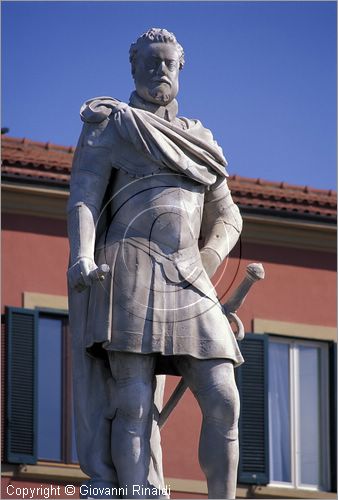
[108,169,205,252]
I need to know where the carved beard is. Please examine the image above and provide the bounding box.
[149,86,171,104]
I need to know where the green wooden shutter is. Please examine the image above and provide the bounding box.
[1,316,6,462]
[236,333,269,485]
[329,341,337,492]
[6,307,38,464]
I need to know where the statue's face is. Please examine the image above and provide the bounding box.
[133,42,180,105]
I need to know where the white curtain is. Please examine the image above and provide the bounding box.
[268,342,291,482]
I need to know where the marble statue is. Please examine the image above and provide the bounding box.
[67,28,245,499]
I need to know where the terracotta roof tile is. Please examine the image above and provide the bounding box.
[1,136,336,220]
[2,137,73,183]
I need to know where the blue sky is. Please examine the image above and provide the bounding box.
[2,1,337,189]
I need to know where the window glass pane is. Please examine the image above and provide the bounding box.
[38,317,62,461]
[298,345,321,487]
[268,342,291,483]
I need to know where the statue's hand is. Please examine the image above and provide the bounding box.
[67,257,98,292]
[200,248,222,279]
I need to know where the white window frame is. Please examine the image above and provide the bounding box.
[268,336,330,491]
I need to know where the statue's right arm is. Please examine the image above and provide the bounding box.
[67,120,112,291]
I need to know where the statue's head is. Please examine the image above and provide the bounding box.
[129,28,185,105]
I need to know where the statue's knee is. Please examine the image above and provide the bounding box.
[116,381,153,422]
[200,381,240,431]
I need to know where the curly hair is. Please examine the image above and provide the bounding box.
[129,28,185,75]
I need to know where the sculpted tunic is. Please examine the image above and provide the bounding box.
[68,93,244,370]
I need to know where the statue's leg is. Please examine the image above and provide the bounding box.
[108,351,156,499]
[176,357,240,500]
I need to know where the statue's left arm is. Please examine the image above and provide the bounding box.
[200,177,243,278]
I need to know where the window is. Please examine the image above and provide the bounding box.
[3,308,77,465]
[236,333,336,493]
[38,316,62,461]
[268,338,330,490]
[37,315,77,463]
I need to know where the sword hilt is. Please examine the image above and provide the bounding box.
[88,264,110,282]
[223,263,265,340]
